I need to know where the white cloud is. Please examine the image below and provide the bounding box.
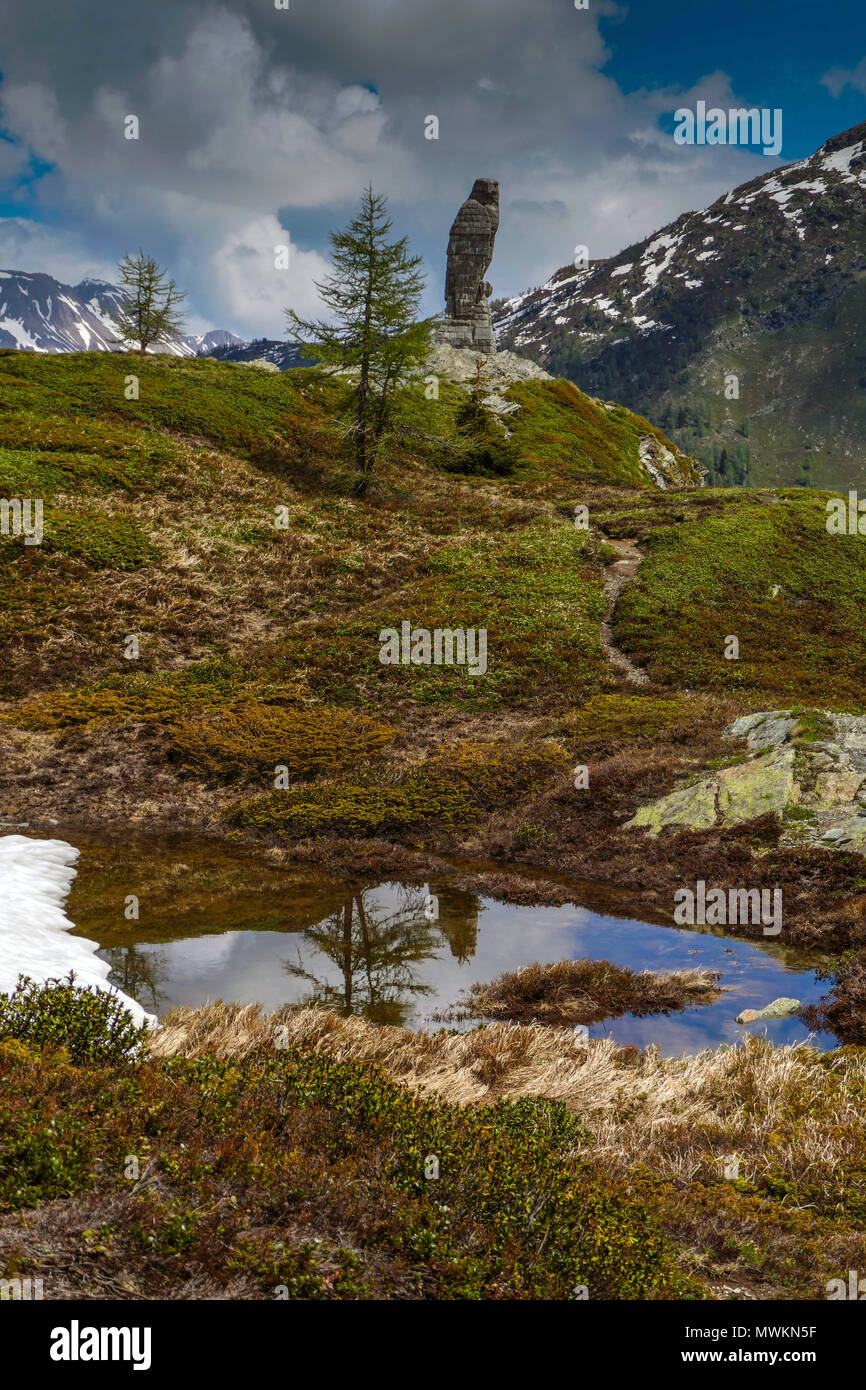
[822,60,866,98]
[208,215,330,337]
[0,80,67,161]
[0,217,117,285]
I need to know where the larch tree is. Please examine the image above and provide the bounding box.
[111,251,187,356]
[286,186,436,495]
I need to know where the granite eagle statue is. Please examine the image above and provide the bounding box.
[438,178,499,354]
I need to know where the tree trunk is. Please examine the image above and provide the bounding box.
[342,901,353,1013]
[354,361,370,494]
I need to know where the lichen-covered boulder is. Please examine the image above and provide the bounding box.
[814,769,864,808]
[717,748,797,825]
[624,779,717,837]
[623,708,866,857]
[736,997,800,1024]
[726,711,797,751]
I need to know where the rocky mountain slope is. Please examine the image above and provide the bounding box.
[206,337,311,370]
[0,269,243,358]
[494,121,866,490]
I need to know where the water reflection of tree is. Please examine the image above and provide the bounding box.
[436,888,480,964]
[102,945,169,1014]
[285,888,442,1026]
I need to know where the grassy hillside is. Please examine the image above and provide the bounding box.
[1,348,865,948]
[0,351,700,708]
[600,488,866,706]
[4,350,866,1304]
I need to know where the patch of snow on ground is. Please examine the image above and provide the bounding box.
[640,233,680,287]
[821,142,863,176]
[2,319,44,349]
[0,835,155,1027]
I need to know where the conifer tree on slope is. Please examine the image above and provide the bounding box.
[111,251,187,356]
[287,186,436,495]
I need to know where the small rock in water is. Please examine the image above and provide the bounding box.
[736,997,800,1025]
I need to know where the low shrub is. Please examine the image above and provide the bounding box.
[171,703,395,782]
[0,975,148,1066]
[0,1032,698,1297]
[229,738,566,837]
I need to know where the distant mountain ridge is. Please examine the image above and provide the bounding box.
[0,269,244,359]
[206,337,312,370]
[493,121,866,489]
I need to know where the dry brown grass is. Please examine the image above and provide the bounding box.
[150,1001,866,1195]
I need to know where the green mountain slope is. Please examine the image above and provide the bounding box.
[0,348,700,706]
[495,122,866,490]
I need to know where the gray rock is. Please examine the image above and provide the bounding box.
[629,708,866,859]
[736,997,800,1024]
[437,179,499,354]
[425,342,549,388]
[624,778,718,836]
[724,711,796,750]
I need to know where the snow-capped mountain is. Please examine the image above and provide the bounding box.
[0,271,128,353]
[494,121,866,490]
[186,329,247,355]
[0,269,243,358]
[206,337,312,370]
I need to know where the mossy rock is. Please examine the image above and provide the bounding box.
[624,778,718,837]
[717,748,797,825]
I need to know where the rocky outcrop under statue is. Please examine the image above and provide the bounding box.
[438,179,499,354]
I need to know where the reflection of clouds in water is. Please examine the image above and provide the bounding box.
[138,930,299,1010]
[128,886,829,1057]
[415,901,595,1029]
[597,1010,818,1056]
[164,932,240,976]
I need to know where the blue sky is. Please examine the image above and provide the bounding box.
[602,0,866,159]
[0,0,864,336]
